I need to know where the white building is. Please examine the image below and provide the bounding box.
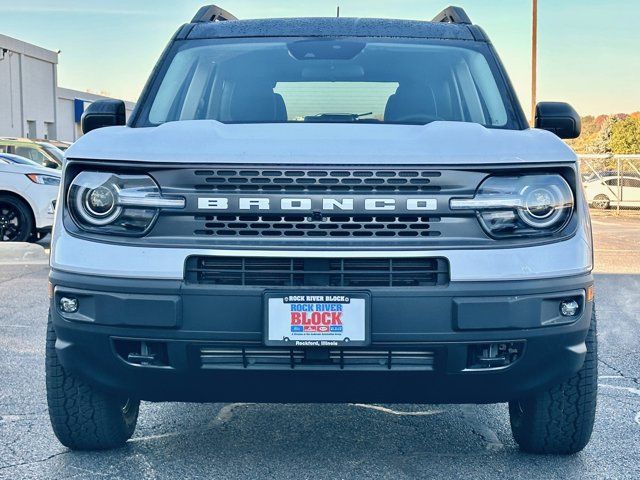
[0,33,135,143]
[57,88,135,142]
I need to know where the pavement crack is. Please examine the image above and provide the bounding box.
[0,450,70,471]
[599,357,640,386]
[459,405,503,451]
[0,266,48,286]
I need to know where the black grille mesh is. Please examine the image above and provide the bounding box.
[193,214,441,238]
[185,256,449,287]
[192,168,441,193]
[199,346,435,371]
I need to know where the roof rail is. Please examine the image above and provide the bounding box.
[192,5,238,23]
[431,6,472,25]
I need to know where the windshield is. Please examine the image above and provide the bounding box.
[40,144,65,163]
[137,38,518,129]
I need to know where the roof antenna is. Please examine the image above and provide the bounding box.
[336,6,340,17]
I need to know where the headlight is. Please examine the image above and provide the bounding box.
[26,173,60,186]
[67,171,184,235]
[450,174,574,238]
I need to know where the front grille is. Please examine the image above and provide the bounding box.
[185,256,449,287]
[192,168,441,193]
[199,346,435,371]
[148,165,489,247]
[193,214,441,238]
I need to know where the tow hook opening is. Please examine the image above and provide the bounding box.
[113,339,169,367]
[466,341,524,370]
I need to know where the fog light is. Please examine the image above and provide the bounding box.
[560,299,579,317]
[59,297,79,313]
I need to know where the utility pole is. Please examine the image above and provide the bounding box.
[531,0,538,126]
[337,6,340,18]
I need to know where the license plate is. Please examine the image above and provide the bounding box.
[264,293,370,347]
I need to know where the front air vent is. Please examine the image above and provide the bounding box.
[199,346,436,371]
[185,256,449,287]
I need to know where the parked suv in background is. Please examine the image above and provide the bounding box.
[47,5,596,455]
[0,138,62,169]
[0,155,60,241]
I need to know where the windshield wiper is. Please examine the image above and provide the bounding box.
[304,112,374,123]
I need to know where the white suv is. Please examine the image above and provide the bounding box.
[0,154,60,241]
[46,5,597,455]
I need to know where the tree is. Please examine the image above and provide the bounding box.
[566,115,599,153]
[610,116,640,154]
[586,116,618,154]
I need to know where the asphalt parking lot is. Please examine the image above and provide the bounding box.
[0,215,638,479]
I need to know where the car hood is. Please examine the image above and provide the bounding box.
[0,162,61,176]
[66,120,576,165]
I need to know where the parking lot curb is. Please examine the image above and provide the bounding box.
[0,242,49,265]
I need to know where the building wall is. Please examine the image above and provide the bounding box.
[22,55,57,138]
[0,50,22,137]
[0,34,58,139]
[56,92,77,142]
[1,33,135,144]
[57,88,136,143]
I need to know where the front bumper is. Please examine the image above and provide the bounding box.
[49,269,594,404]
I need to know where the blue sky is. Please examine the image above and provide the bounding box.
[1,0,639,116]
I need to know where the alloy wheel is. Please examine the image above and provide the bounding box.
[0,203,25,242]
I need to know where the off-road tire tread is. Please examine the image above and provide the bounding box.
[46,314,139,450]
[509,307,597,454]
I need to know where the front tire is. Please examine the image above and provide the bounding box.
[46,313,140,450]
[509,307,597,454]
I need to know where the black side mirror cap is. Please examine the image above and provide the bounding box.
[81,100,126,134]
[535,102,581,139]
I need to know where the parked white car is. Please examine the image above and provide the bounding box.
[583,175,640,209]
[0,156,61,241]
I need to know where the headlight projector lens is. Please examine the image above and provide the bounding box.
[74,181,122,226]
[85,186,117,217]
[524,187,554,218]
[518,184,567,229]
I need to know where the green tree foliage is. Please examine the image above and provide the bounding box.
[566,115,601,153]
[587,116,617,154]
[610,116,640,154]
[565,112,640,154]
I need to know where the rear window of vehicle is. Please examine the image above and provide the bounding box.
[273,82,399,122]
[137,37,518,129]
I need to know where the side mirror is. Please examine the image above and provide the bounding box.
[535,102,581,139]
[81,100,126,134]
[44,159,59,169]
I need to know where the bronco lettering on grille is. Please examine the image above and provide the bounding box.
[197,197,438,211]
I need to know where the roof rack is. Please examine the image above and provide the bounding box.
[192,5,238,23]
[431,6,472,25]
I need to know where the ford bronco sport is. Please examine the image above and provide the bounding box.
[47,5,596,454]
